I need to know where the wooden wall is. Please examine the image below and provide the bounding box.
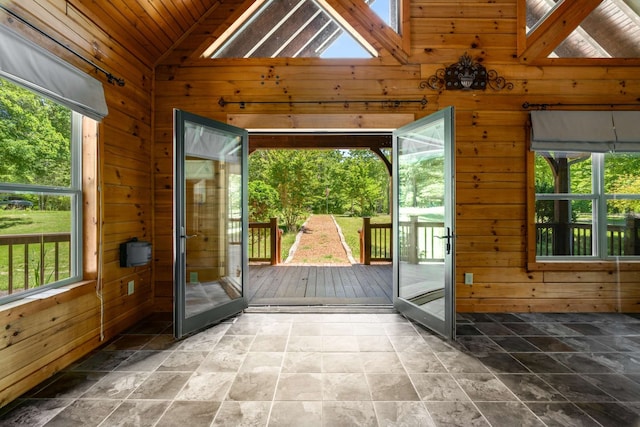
[154,0,640,314]
[0,1,154,407]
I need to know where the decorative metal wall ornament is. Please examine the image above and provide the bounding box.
[419,52,513,92]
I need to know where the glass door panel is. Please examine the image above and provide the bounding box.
[174,110,247,339]
[393,107,455,339]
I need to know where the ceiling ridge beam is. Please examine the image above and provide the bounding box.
[521,0,603,62]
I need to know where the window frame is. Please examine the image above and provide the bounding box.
[0,103,84,305]
[527,137,640,271]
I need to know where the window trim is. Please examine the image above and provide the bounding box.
[0,111,84,305]
[526,132,640,272]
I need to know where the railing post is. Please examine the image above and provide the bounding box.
[362,217,371,265]
[625,214,640,256]
[409,216,418,264]
[269,217,279,265]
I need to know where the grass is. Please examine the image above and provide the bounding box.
[0,210,71,293]
[334,214,390,262]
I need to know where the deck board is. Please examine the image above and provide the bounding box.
[247,264,393,305]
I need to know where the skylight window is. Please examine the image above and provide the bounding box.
[207,0,376,59]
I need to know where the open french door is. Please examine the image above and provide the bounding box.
[393,107,456,340]
[173,109,248,339]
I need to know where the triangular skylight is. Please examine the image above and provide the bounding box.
[206,0,377,59]
[526,0,640,58]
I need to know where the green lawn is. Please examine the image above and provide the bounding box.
[334,215,390,262]
[0,210,71,293]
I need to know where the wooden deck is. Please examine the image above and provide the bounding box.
[247,264,393,305]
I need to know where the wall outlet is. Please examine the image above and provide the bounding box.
[464,273,473,285]
[127,280,134,295]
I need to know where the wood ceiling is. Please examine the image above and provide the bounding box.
[52,0,640,66]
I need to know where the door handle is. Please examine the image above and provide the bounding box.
[435,227,454,254]
[181,234,197,239]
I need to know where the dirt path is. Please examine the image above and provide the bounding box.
[286,214,353,265]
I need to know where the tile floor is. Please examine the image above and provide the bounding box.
[2,310,640,426]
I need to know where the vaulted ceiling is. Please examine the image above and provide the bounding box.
[64,0,640,66]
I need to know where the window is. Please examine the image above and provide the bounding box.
[531,111,640,261]
[0,77,83,302]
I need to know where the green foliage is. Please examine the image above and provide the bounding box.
[0,78,72,191]
[249,149,390,231]
[248,180,279,221]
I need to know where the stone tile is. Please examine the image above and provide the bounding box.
[539,374,617,402]
[274,373,323,401]
[496,374,566,402]
[475,401,545,426]
[589,352,640,374]
[473,322,516,336]
[388,335,431,352]
[197,350,246,373]
[454,373,517,401]
[436,352,490,373]
[269,401,322,427]
[290,323,323,336]
[526,402,600,427]
[563,323,610,336]
[503,323,549,336]
[287,336,323,352]
[238,352,283,373]
[322,401,377,427]
[257,322,291,336]
[44,399,121,427]
[114,350,171,371]
[576,402,640,426]
[551,353,614,374]
[211,401,270,427]
[534,323,583,337]
[357,335,394,352]
[558,336,616,353]
[30,371,106,399]
[366,373,420,401]
[227,372,279,401]
[397,351,447,373]
[321,352,363,373]
[176,372,235,401]
[100,400,169,427]
[410,373,469,402]
[81,371,149,399]
[104,334,154,351]
[491,336,542,353]
[322,373,371,401]
[250,335,288,352]
[524,337,576,352]
[360,352,404,373]
[213,335,255,353]
[384,323,420,336]
[282,352,322,373]
[321,322,355,336]
[0,398,71,427]
[582,373,640,401]
[593,336,640,352]
[374,401,435,427]
[129,372,191,400]
[474,352,531,374]
[159,351,207,372]
[155,401,220,427]
[142,334,179,351]
[321,336,359,352]
[424,401,490,427]
[456,336,504,353]
[71,350,135,371]
[511,353,573,374]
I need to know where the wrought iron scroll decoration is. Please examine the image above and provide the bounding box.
[419,52,512,92]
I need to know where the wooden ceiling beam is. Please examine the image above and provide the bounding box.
[520,0,603,62]
[248,134,391,152]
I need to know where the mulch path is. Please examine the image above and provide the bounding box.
[286,214,353,265]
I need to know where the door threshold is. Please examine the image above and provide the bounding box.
[245,304,396,314]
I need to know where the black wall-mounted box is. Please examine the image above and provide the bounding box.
[119,238,152,267]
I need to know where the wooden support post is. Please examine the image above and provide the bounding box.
[270,217,279,265]
[363,217,372,265]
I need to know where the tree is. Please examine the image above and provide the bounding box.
[248,180,279,221]
[0,78,71,209]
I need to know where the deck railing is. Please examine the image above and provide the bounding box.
[0,232,71,296]
[359,216,446,265]
[536,222,632,256]
[249,218,282,265]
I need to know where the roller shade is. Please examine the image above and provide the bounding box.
[0,24,108,121]
[530,110,640,152]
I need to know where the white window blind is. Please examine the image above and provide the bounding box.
[0,24,108,121]
[530,110,640,152]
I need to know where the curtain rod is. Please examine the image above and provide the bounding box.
[218,97,428,108]
[523,101,639,110]
[0,5,125,86]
